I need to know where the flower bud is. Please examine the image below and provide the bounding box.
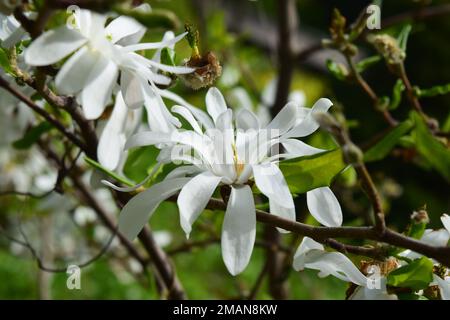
[369,34,405,67]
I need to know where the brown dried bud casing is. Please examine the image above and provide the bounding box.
[180,52,222,90]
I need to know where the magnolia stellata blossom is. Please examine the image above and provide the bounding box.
[293,237,398,300]
[24,7,193,119]
[0,13,27,48]
[111,87,342,275]
[398,214,450,300]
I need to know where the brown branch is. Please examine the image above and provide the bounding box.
[0,75,87,151]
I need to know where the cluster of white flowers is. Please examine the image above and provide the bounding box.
[2,3,448,300]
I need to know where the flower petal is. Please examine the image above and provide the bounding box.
[80,57,118,119]
[434,275,450,300]
[172,105,203,134]
[125,131,173,150]
[282,138,325,158]
[221,185,256,275]
[121,70,145,109]
[118,178,190,240]
[178,172,222,236]
[122,32,187,52]
[307,187,343,227]
[266,101,298,136]
[105,16,144,44]
[269,199,296,233]
[253,163,294,208]
[25,26,87,66]
[441,214,450,235]
[284,98,333,138]
[97,91,128,170]
[293,237,324,271]
[206,87,228,123]
[55,46,99,95]
[293,237,367,286]
[236,108,260,130]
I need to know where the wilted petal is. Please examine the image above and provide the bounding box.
[118,178,190,240]
[25,26,87,66]
[307,187,342,227]
[293,237,324,271]
[178,172,222,236]
[221,185,256,275]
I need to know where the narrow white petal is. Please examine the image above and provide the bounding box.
[236,108,260,130]
[118,178,190,240]
[122,32,187,52]
[121,70,145,109]
[266,101,298,136]
[221,185,256,275]
[281,139,325,158]
[178,172,222,236]
[434,275,450,300]
[97,92,128,170]
[145,59,194,74]
[307,187,343,227]
[55,46,99,95]
[293,237,324,271]
[253,163,294,208]
[269,199,296,233]
[25,26,87,66]
[206,87,227,123]
[125,131,173,150]
[81,58,118,119]
[441,214,450,235]
[105,16,144,44]
[164,166,201,180]
[285,98,333,138]
[172,105,203,134]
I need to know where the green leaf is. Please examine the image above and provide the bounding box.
[364,120,414,162]
[414,83,450,98]
[406,222,427,240]
[0,47,14,75]
[387,257,434,291]
[397,24,412,52]
[388,79,405,110]
[84,157,134,187]
[279,149,347,194]
[160,47,175,66]
[356,55,382,73]
[12,121,53,149]
[411,111,450,181]
[123,146,160,183]
[326,59,348,81]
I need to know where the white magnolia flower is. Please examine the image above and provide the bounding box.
[293,237,397,300]
[113,87,342,275]
[399,214,450,300]
[24,8,192,119]
[0,13,27,48]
